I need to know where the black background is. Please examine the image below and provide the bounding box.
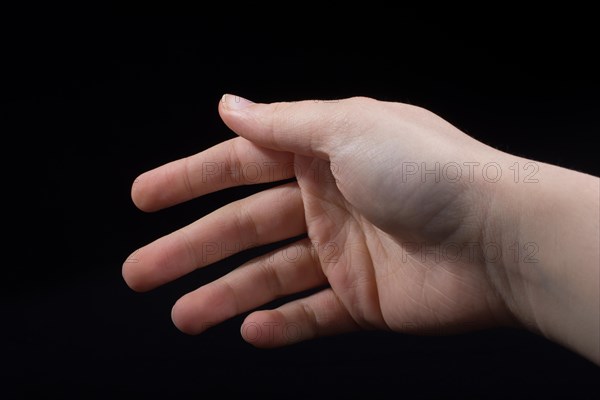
[3,6,599,398]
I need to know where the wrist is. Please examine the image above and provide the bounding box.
[482,156,600,362]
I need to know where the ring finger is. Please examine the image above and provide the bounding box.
[171,239,327,334]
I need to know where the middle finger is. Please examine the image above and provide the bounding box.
[123,182,305,291]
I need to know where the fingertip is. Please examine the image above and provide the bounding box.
[171,295,202,335]
[171,297,192,334]
[122,250,151,293]
[241,311,291,348]
[130,173,154,212]
[219,93,255,112]
[218,94,261,143]
[240,312,267,347]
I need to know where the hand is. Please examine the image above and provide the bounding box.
[123,95,599,363]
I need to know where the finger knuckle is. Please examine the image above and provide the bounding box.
[330,97,377,136]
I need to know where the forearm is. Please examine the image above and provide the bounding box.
[487,157,600,364]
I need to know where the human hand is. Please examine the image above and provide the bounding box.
[123,96,599,362]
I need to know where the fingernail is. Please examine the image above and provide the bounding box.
[221,94,254,111]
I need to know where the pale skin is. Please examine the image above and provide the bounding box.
[123,95,599,364]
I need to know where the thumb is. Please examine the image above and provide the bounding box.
[218,94,377,159]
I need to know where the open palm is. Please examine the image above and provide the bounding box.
[123,96,513,347]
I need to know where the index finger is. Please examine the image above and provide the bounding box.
[132,137,294,212]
